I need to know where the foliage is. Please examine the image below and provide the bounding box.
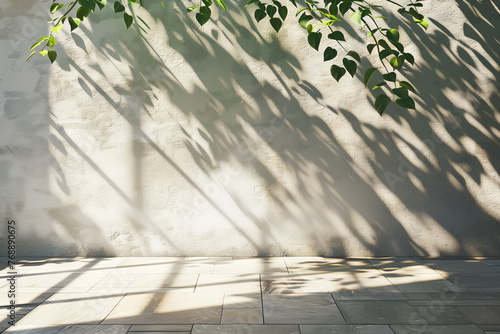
[28,0,429,115]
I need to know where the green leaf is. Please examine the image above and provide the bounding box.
[245,0,259,6]
[46,35,56,47]
[270,18,282,32]
[289,0,297,7]
[375,94,391,115]
[367,43,376,54]
[399,81,417,94]
[329,3,338,16]
[255,8,266,22]
[296,7,307,16]
[48,49,57,63]
[378,39,391,50]
[114,1,125,12]
[306,23,313,33]
[330,65,346,82]
[363,67,377,87]
[404,53,415,65]
[196,6,211,26]
[323,47,337,61]
[68,17,81,31]
[266,5,277,17]
[383,72,396,82]
[350,11,362,25]
[124,12,133,29]
[372,81,386,90]
[327,31,344,41]
[396,96,416,109]
[50,3,64,13]
[278,6,288,20]
[347,50,360,62]
[392,87,408,98]
[307,31,321,50]
[94,0,107,10]
[415,18,429,29]
[299,13,313,28]
[215,0,227,10]
[187,6,200,11]
[78,0,95,11]
[389,55,405,68]
[26,51,36,61]
[51,24,63,34]
[342,58,357,77]
[386,29,399,44]
[39,50,48,56]
[393,42,404,53]
[378,49,392,59]
[30,41,42,50]
[77,6,91,20]
[339,1,351,15]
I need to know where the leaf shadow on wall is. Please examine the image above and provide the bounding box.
[50,0,500,256]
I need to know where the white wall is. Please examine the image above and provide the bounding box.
[1,0,499,256]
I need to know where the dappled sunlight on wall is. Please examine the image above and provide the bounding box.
[1,0,498,256]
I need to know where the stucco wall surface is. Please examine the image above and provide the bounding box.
[1,0,499,256]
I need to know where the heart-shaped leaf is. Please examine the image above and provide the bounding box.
[307,31,321,51]
[330,65,346,82]
[323,47,337,61]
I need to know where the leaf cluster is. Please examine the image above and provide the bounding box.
[29,0,429,115]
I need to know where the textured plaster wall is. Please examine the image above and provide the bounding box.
[1,0,499,256]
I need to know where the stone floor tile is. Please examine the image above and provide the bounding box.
[489,305,500,315]
[423,259,498,274]
[447,274,500,289]
[261,273,336,294]
[369,258,437,276]
[192,324,300,334]
[263,270,396,294]
[15,258,125,275]
[129,332,190,334]
[456,305,500,324]
[3,324,130,333]
[195,274,260,293]
[103,292,223,324]
[88,269,198,293]
[12,270,112,293]
[412,305,471,324]
[390,324,483,333]
[221,308,263,324]
[224,293,262,308]
[286,259,376,275]
[337,301,426,325]
[300,324,395,333]
[126,273,198,289]
[213,258,288,274]
[0,291,52,307]
[116,257,182,274]
[479,324,500,332]
[173,258,221,274]
[332,286,406,301]
[263,293,345,324]
[403,291,500,300]
[384,273,461,293]
[12,291,125,326]
[408,299,500,306]
[129,331,191,334]
[129,324,193,331]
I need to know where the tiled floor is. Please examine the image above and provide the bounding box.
[1,257,500,333]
